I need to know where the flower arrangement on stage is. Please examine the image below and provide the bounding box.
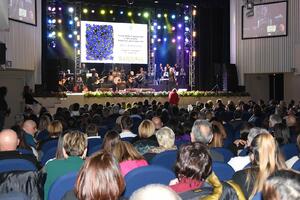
[83,91,249,98]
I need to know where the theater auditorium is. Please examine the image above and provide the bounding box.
[0,0,299,199]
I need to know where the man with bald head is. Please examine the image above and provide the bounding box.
[0,129,39,168]
[22,120,37,148]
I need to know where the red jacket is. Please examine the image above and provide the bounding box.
[168,91,179,105]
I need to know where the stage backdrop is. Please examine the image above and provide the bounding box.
[80,21,148,64]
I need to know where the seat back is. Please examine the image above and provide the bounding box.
[150,150,177,170]
[211,148,234,162]
[87,138,102,155]
[292,159,300,171]
[41,147,57,166]
[238,148,249,156]
[252,192,262,200]
[41,139,58,153]
[123,165,176,198]
[0,159,37,173]
[280,143,299,160]
[17,148,34,155]
[87,144,101,156]
[48,171,78,200]
[212,162,235,181]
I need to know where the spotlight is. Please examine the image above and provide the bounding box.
[172,38,176,43]
[48,7,52,11]
[192,51,196,57]
[57,32,62,37]
[77,35,80,41]
[151,52,154,57]
[57,19,62,24]
[177,36,181,40]
[74,43,79,47]
[192,9,197,16]
[184,16,189,21]
[74,17,79,21]
[192,31,196,37]
[77,50,81,55]
[171,15,176,19]
[164,13,168,18]
[91,10,95,13]
[157,13,161,18]
[151,26,154,31]
[138,13,141,16]
[185,27,189,32]
[157,38,161,42]
[128,11,132,17]
[109,10,114,14]
[154,1,159,3]
[178,24,182,28]
[186,50,189,53]
[68,34,73,38]
[68,7,74,13]
[153,22,157,26]
[83,8,88,14]
[69,20,74,25]
[172,26,176,31]
[153,47,157,51]
[47,19,52,24]
[151,39,154,43]
[51,7,56,12]
[73,31,78,35]
[100,9,106,15]
[163,25,167,29]
[163,38,167,42]
[143,12,149,18]
[120,11,124,15]
[58,7,62,11]
[185,38,189,43]
[157,25,161,30]
[178,46,181,50]
[153,35,157,39]
[51,19,56,23]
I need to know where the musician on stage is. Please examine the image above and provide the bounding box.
[136,67,147,88]
[127,71,137,88]
[168,65,177,91]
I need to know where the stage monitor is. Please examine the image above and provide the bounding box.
[9,0,37,26]
[242,1,287,39]
[81,21,148,64]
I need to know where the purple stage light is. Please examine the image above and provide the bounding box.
[178,24,182,28]
[58,7,62,11]
[157,38,161,42]
[186,50,189,53]
[178,46,182,50]
[52,7,56,12]
[163,38,167,42]
[153,35,157,39]
[157,25,161,30]
[185,27,190,31]
[153,22,157,26]
[153,47,157,51]
[177,36,181,40]
[48,7,52,11]
[172,27,176,31]
[172,38,176,43]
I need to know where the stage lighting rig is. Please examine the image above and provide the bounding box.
[127,0,134,5]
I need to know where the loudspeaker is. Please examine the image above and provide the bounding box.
[0,43,6,65]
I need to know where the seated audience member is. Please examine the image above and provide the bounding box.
[130,184,182,200]
[169,142,212,193]
[133,120,158,154]
[273,123,290,146]
[22,120,37,148]
[228,127,267,171]
[44,130,87,199]
[101,130,121,152]
[119,115,137,138]
[38,120,63,149]
[268,114,282,132]
[0,129,40,168]
[152,116,163,131]
[112,141,148,176]
[63,151,125,200]
[232,133,286,199]
[286,134,300,168]
[85,123,100,138]
[248,104,263,127]
[209,120,227,148]
[190,120,224,162]
[262,170,300,200]
[145,127,177,161]
[36,114,51,142]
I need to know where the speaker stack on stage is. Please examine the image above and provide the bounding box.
[0,42,6,65]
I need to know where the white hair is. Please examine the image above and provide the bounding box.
[129,184,182,200]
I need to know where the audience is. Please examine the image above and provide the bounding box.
[44,130,87,199]
[170,142,212,193]
[64,151,125,200]
[130,184,182,200]
[262,169,300,200]
[133,119,158,154]
[190,119,224,162]
[112,141,148,176]
[101,130,121,152]
[232,133,286,199]
[22,120,38,148]
[119,115,137,138]
[286,134,300,168]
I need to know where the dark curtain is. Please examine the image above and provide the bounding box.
[195,0,230,90]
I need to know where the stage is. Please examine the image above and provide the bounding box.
[36,91,251,115]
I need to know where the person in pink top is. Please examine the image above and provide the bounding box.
[112,141,148,176]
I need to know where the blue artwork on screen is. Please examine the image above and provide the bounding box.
[85,24,114,61]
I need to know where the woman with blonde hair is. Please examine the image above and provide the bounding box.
[112,141,148,176]
[232,133,286,199]
[133,120,158,154]
[209,120,227,148]
[47,120,63,138]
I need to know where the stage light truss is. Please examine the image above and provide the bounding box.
[189,7,196,90]
[74,3,82,81]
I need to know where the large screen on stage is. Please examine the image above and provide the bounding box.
[9,0,36,25]
[242,1,287,39]
[81,21,148,64]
